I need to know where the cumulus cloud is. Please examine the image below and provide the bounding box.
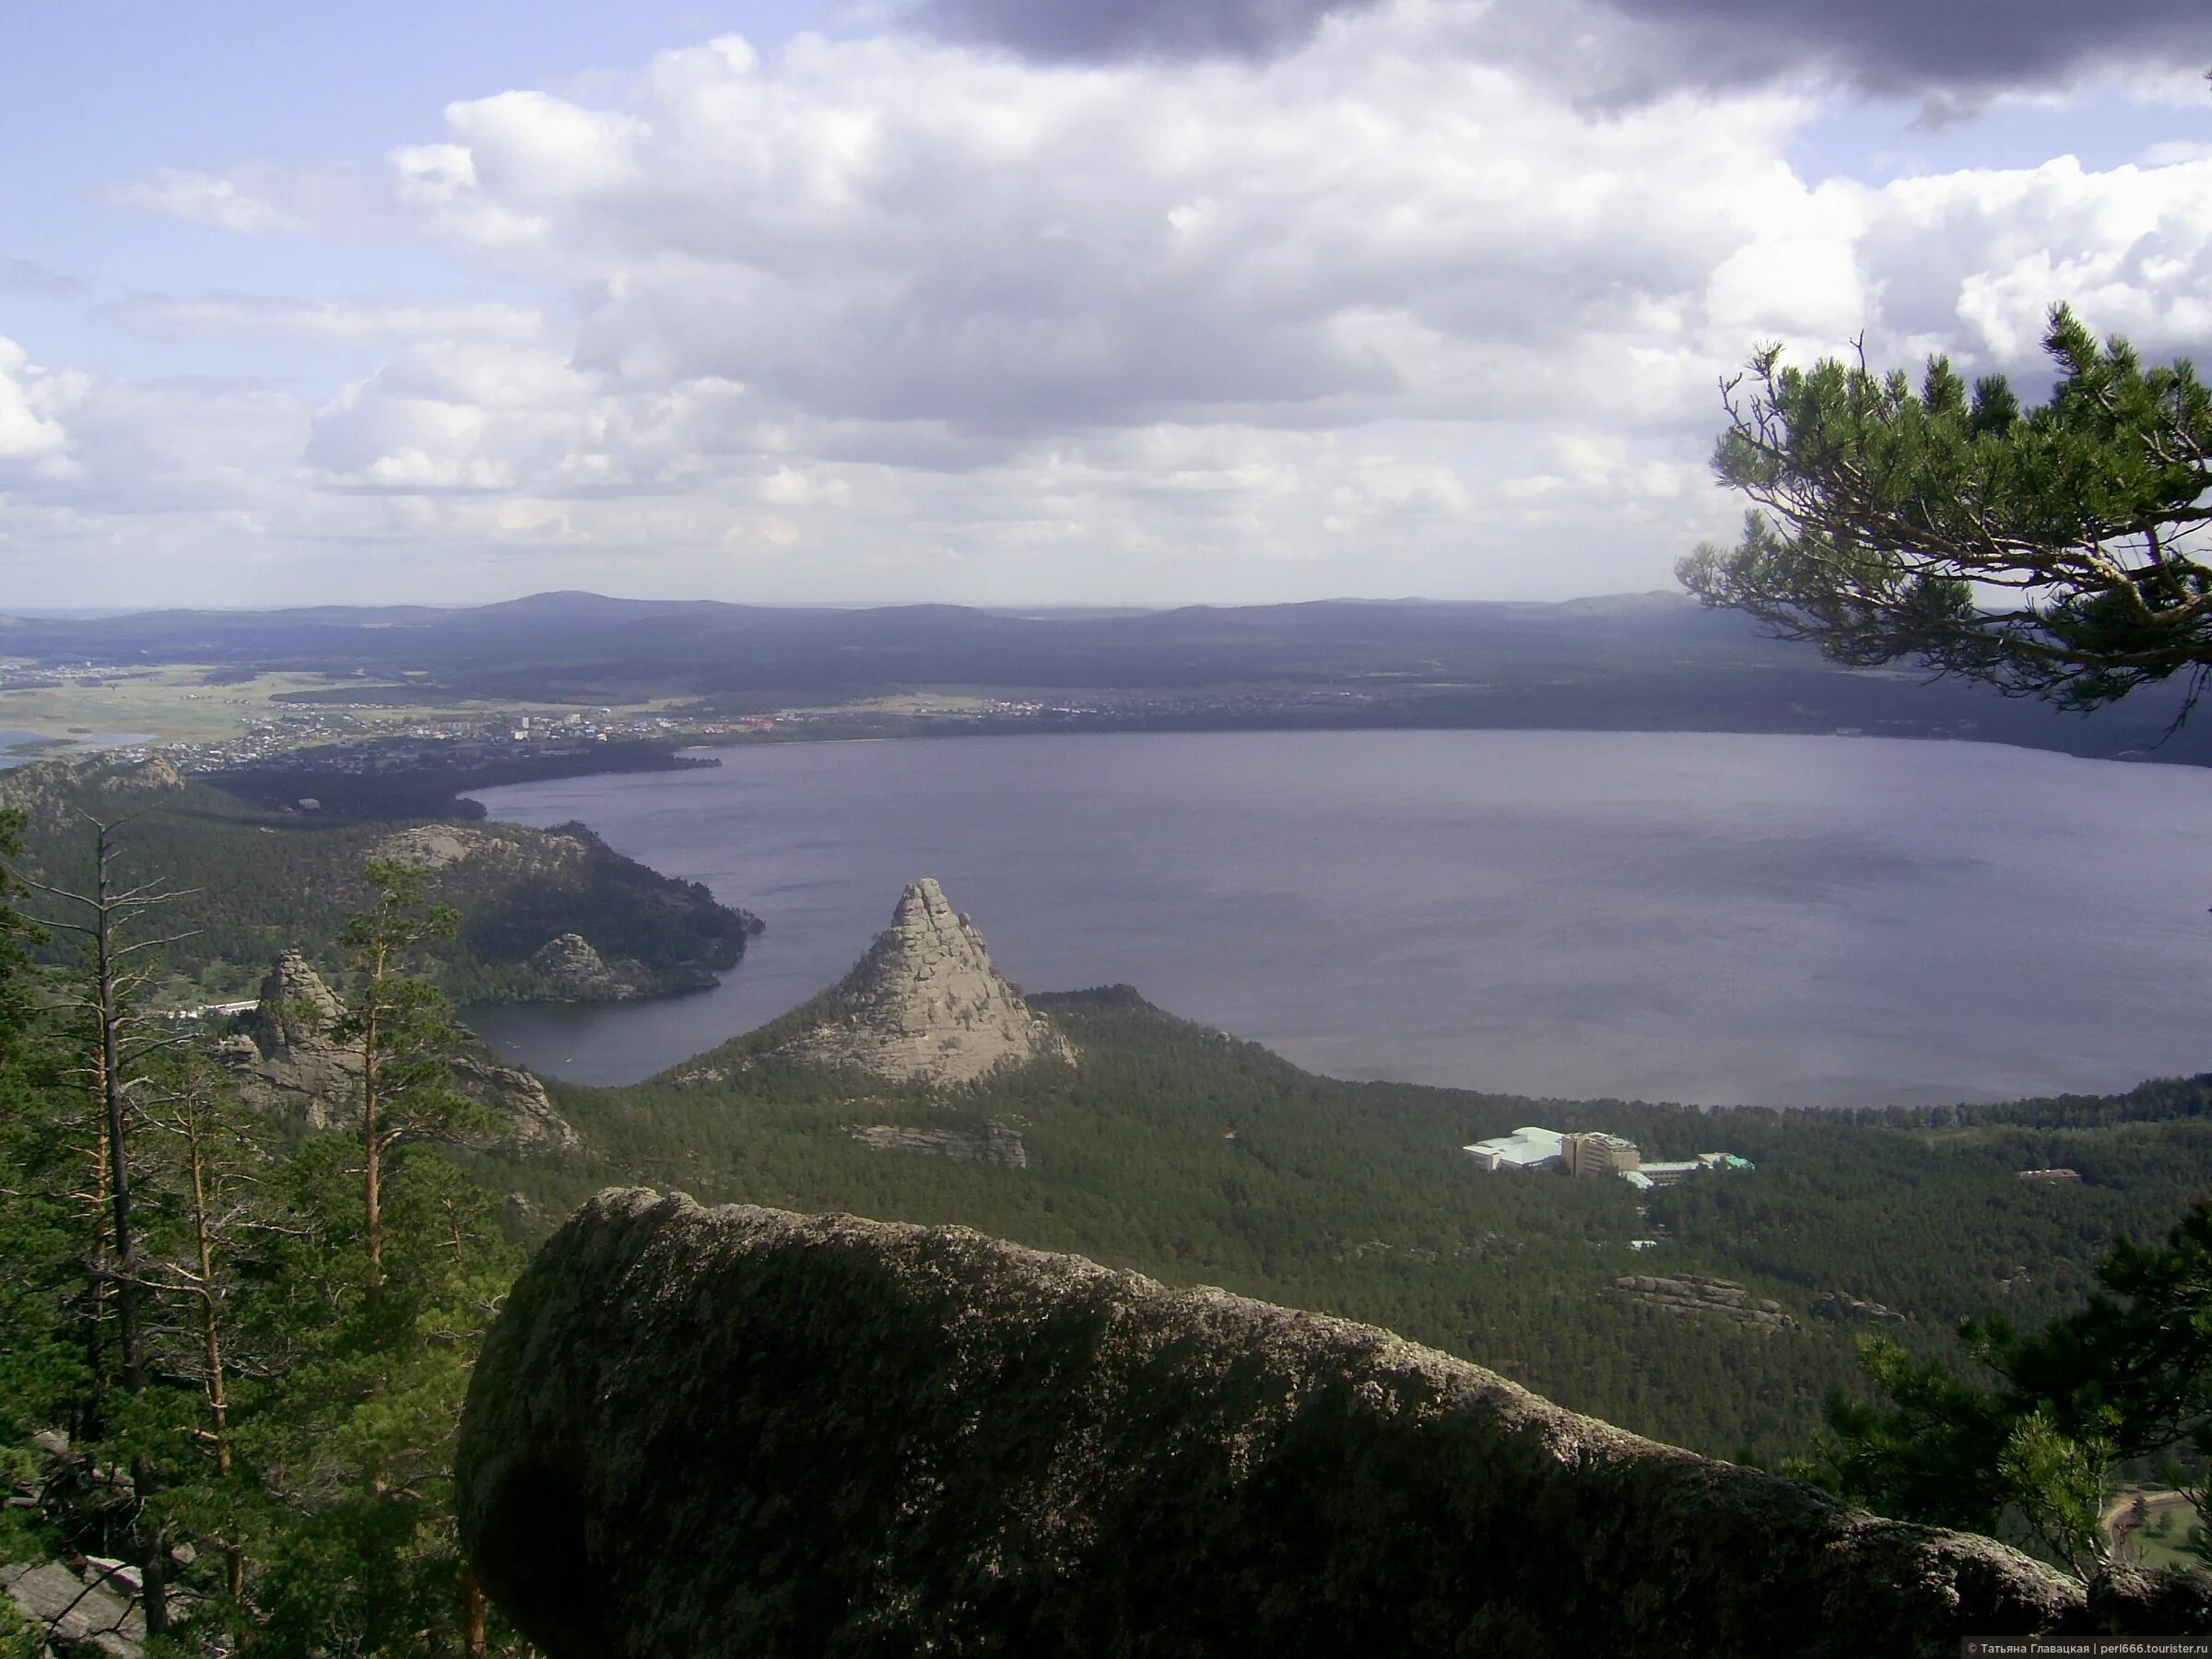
[0,338,76,468]
[304,341,590,491]
[1859,156,2212,371]
[369,20,2208,447]
[392,24,1817,445]
[103,293,546,346]
[100,167,310,233]
[15,9,2212,606]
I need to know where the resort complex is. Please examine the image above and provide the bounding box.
[1462,1127,1754,1189]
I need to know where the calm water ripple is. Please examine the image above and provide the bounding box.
[464,730,2212,1109]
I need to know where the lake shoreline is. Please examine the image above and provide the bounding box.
[462,728,2212,1111]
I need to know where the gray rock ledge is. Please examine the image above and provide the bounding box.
[457,1189,2208,1659]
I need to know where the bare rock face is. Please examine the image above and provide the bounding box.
[848,1118,1030,1168]
[1813,1289,1909,1325]
[1613,1273,1799,1331]
[232,951,358,1131]
[452,1053,582,1151]
[2,1559,144,1656]
[772,878,1075,1084]
[456,1191,2207,1659]
[244,949,344,1054]
[373,824,501,872]
[529,933,645,1002]
[223,951,578,1149]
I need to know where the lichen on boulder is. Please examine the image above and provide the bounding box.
[457,1190,2206,1658]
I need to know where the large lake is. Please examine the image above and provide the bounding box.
[465,730,2212,1109]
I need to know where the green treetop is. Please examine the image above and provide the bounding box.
[1679,306,2212,711]
[334,860,497,1322]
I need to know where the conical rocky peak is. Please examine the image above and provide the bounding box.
[780,879,1076,1085]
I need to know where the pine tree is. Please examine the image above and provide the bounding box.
[333,860,496,1322]
[13,808,196,1635]
[1680,306,2212,710]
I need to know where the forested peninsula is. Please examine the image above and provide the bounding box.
[0,759,761,1006]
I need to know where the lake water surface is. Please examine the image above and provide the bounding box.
[465,730,2212,1109]
[0,728,153,768]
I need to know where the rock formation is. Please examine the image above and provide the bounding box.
[848,1118,1030,1168]
[766,878,1075,1084]
[243,948,343,1051]
[1612,1273,1799,1331]
[451,1053,582,1150]
[1813,1289,1909,1325]
[2,1559,146,1656]
[457,1191,2208,1658]
[220,951,578,1149]
[529,933,646,1002]
[373,823,502,872]
[226,951,356,1130]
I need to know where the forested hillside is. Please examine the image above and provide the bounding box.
[0,759,759,1004]
[477,988,2212,1468]
[5,812,2208,1654]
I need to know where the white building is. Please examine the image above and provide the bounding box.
[1462,1126,1567,1172]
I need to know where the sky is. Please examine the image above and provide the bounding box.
[0,0,2205,609]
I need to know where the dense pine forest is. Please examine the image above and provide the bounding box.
[0,818,531,1654]
[482,990,2212,1472]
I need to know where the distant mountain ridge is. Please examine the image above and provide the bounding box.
[0,588,1744,660]
[6,589,2210,765]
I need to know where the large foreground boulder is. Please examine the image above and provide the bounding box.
[457,1190,2208,1659]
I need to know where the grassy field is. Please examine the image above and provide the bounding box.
[0,664,684,747]
[2108,1489,2203,1570]
[0,666,337,743]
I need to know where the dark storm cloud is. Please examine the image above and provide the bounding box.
[906,0,1387,63]
[1600,0,2211,98]
[909,0,2206,98]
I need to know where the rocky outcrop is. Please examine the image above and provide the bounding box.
[529,934,646,1002]
[373,823,513,872]
[1612,1273,1799,1331]
[451,1053,582,1150]
[848,1118,1030,1168]
[1813,1290,1909,1325]
[767,878,1075,1085]
[457,1191,2208,1659]
[243,948,344,1053]
[2,1559,145,1656]
[229,951,356,1130]
[221,951,578,1149]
